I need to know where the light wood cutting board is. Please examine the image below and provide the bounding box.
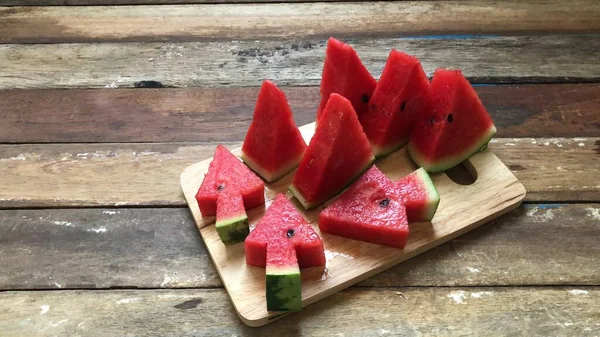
[180,122,526,327]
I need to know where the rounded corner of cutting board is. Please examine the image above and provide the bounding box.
[237,312,271,328]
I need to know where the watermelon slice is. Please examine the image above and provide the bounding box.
[316,37,377,122]
[245,194,325,312]
[241,80,307,182]
[360,50,430,157]
[408,69,496,172]
[215,188,249,244]
[394,168,440,222]
[290,93,375,209]
[319,166,409,248]
[196,145,265,244]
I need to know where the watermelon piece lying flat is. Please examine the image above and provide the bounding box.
[290,93,375,209]
[319,166,409,249]
[394,168,440,222]
[215,187,249,244]
[408,69,496,172]
[361,50,430,157]
[245,194,325,312]
[196,145,265,244]
[241,80,307,182]
[316,37,377,122]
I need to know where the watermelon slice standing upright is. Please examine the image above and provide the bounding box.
[408,69,496,172]
[290,93,375,209]
[241,80,307,182]
[196,145,265,244]
[394,168,440,222]
[316,37,377,122]
[319,166,409,249]
[245,194,325,312]
[360,50,430,157]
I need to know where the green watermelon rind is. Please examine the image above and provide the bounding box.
[215,214,250,245]
[413,168,441,222]
[408,124,496,173]
[289,156,375,209]
[266,266,302,312]
[240,150,304,183]
[370,138,409,158]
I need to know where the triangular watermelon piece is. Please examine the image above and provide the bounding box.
[290,93,375,209]
[319,166,409,249]
[241,80,307,182]
[245,194,325,312]
[394,168,440,222]
[196,145,265,244]
[316,37,377,122]
[360,50,430,157]
[408,69,496,172]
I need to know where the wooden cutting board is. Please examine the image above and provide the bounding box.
[180,122,526,327]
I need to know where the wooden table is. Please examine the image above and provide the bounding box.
[1,1,599,336]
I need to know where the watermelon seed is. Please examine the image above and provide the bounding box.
[379,198,390,207]
[400,101,406,112]
[361,94,369,103]
[286,229,295,238]
[429,117,436,126]
[217,184,224,191]
[447,114,454,123]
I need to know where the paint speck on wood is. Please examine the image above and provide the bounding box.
[173,298,203,310]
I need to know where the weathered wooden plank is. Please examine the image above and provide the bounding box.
[1,84,598,143]
[0,138,597,208]
[1,35,599,90]
[3,1,600,43]
[0,204,597,289]
[1,287,598,334]
[0,0,367,5]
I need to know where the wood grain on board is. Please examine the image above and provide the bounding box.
[1,35,599,90]
[0,138,597,208]
[2,1,600,43]
[0,204,597,290]
[1,84,598,143]
[1,287,598,336]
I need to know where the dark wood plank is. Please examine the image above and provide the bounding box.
[3,2,600,43]
[0,138,597,208]
[1,84,598,143]
[1,287,598,334]
[0,204,598,289]
[1,35,599,90]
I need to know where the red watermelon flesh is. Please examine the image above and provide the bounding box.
[241,80,307,182]
[394,168,440,222]
[360,50,430,157]
[408,69,496,172]
[319,166,409,249]
[245,194,325,311]
[291,93,375,209]
[196,145,265,217]
[316,37,377,122]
